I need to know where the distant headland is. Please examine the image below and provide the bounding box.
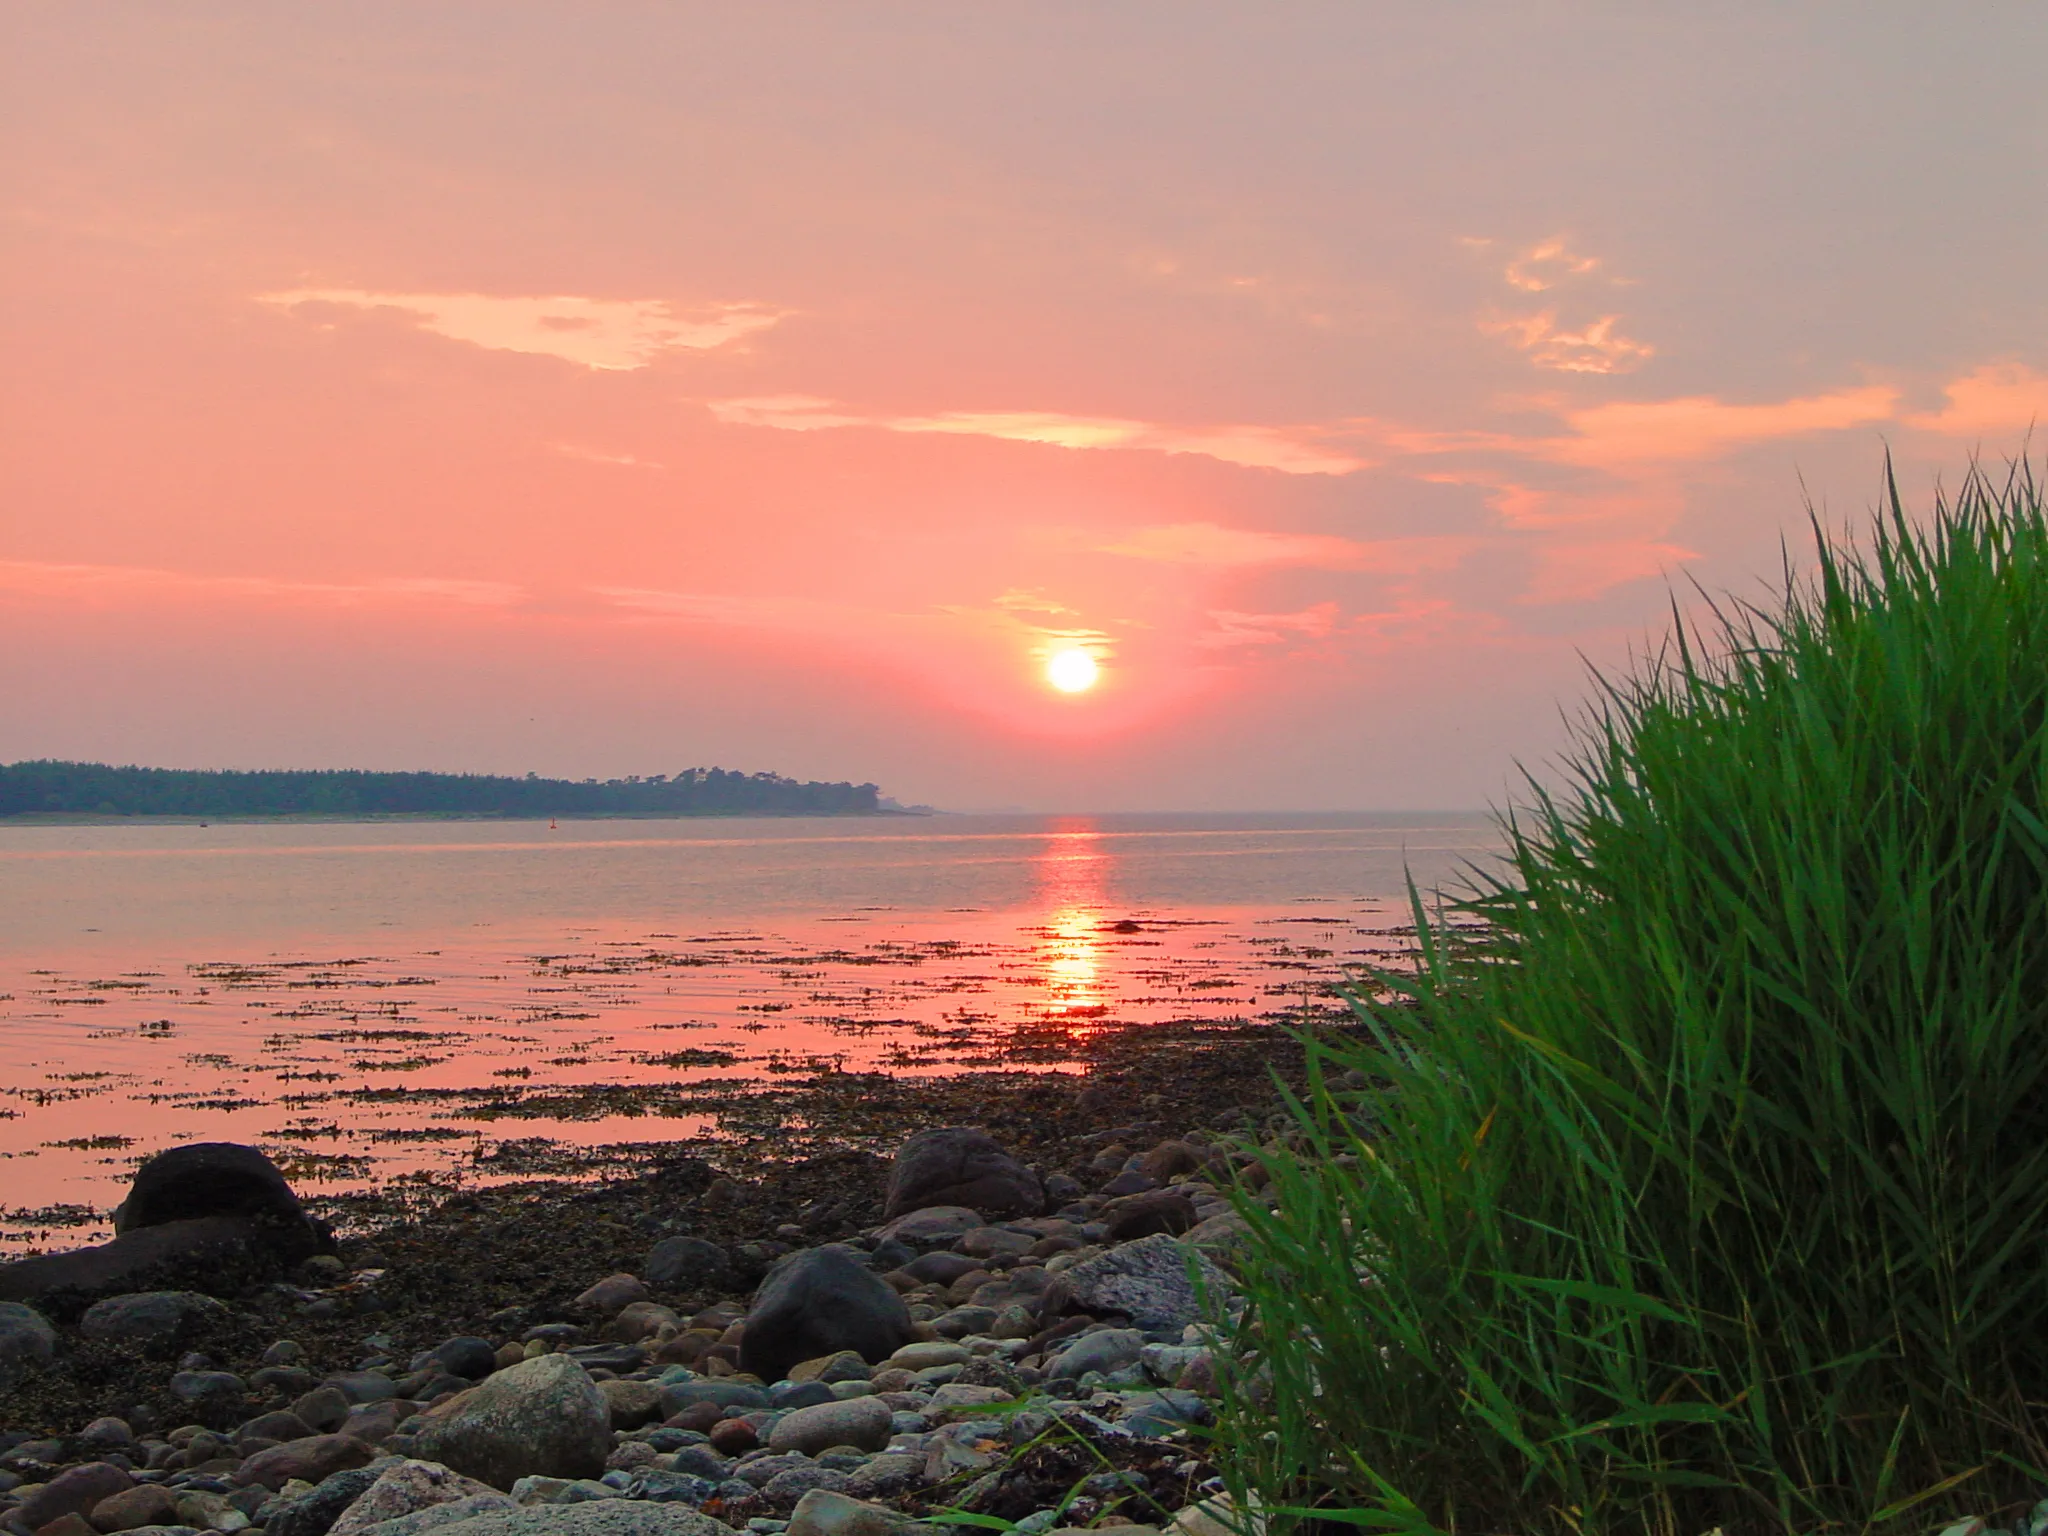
[0,760,907,820]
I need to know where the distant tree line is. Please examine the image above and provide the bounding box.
[0,761,884,818]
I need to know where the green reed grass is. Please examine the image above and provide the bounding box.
[1213,462,2048,1536]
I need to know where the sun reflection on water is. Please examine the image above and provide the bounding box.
[1034,819,1110,1024]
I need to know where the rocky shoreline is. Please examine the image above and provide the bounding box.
[0,1038,1295,1536]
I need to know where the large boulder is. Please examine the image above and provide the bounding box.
[644,1237,733,1293]
[14,1463,133,1531]
[765,1398,893,1456]
[234,1434,380,1491]
[328,1459,509,1536]
[400,1353,611,1491]
[119,1142,294,1227]
[0,1144,329,1306]
[738,1246,913,1385]
[78,1290,228,1345]
[0,1300,57,1388]
[1048,1234,1235,1333]
[0,1219,298,1306]
[412,1505,736,1536]
[265,1463,392,1536]
[882,1129,1041,1220]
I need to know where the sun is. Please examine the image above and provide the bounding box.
[1045,648,1100,693]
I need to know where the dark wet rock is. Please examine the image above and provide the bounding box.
[839,1455,924,1501]
[1135,1141,1211,1182]
[644,1239,733,1294]
[401,1353,610,1491]
[562,1342,644,1373]
[1041,1173,1085,1207]
[118,1144,322,1253]
[239,1412,317,1445]
[327,1458,505,1536]
[865,1240,914,1273]
[930,1305,997,1339]
[657,1381,769,1417]
[738,1246,912,1385]
[393,1503,738,1536]
[610,1302,680,1344]
[572,1275,648,1314]
[705,1419,757,1456]
[429,1339,499,1381]
[621,1469,717,1505]
[253,1365,318,1395]
[760,1465,851,1508]
[597,1379,663,1430]
[664,1447,731,1483]
[870,1207,982,1249]
[1099,1192,1196,1242]
[264,1463,390,1536]
[898,1253,981,1287]
[1180,1212,1251,1264]
[88,1481,181,1532]
[351,1491,518,1536]
[292,1387,355,1434]
[1047,1328,1143,1379]
[767,1380,836,1412]
[0,1217,300,1307]
[77,1417,135,1453]
[16,1461,134,1530]
[766,1397,893,1456]
[1048,1234,1234,1333]
[0,1147,330,1304]
[1099,1170,1159,1198]
[78,1291,229,1345]
[329,1372,400,1405]
[233,1434,380,1491]
[168,1370,246,1426]
[882,1130,1042,1221]
[0,1300,57,1388]
[955,1228,1035,1261]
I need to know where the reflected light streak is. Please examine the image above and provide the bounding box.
[1033,818,1109,1026]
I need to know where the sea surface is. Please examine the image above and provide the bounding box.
[0,811,1500,1252]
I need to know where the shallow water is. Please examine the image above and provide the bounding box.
[0,811,1499,1250]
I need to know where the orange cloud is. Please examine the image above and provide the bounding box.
[259,290,785,370]
[1546,385,1899,467]
[1905,363,2048,438]
[1480,310,1655,374]
[707,396,1368,475]
[1503,237,1605,293]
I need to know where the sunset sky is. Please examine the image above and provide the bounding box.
[6,4,2048,810]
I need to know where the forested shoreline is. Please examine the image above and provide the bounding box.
[0,760,887,819]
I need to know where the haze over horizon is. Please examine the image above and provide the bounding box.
[7,5,2048,812]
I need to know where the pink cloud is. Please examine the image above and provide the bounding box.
[1480,309,1655,374]
[259,290,785,370]
[1905,364,2048,438]
[1545,385,1900,467]
[707,397,1368,475]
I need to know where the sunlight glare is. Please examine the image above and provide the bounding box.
[1046,648,1099,693]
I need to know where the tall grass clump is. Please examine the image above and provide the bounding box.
[1215,463,2048,1536]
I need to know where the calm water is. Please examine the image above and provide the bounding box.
[0,812,1499,1250]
